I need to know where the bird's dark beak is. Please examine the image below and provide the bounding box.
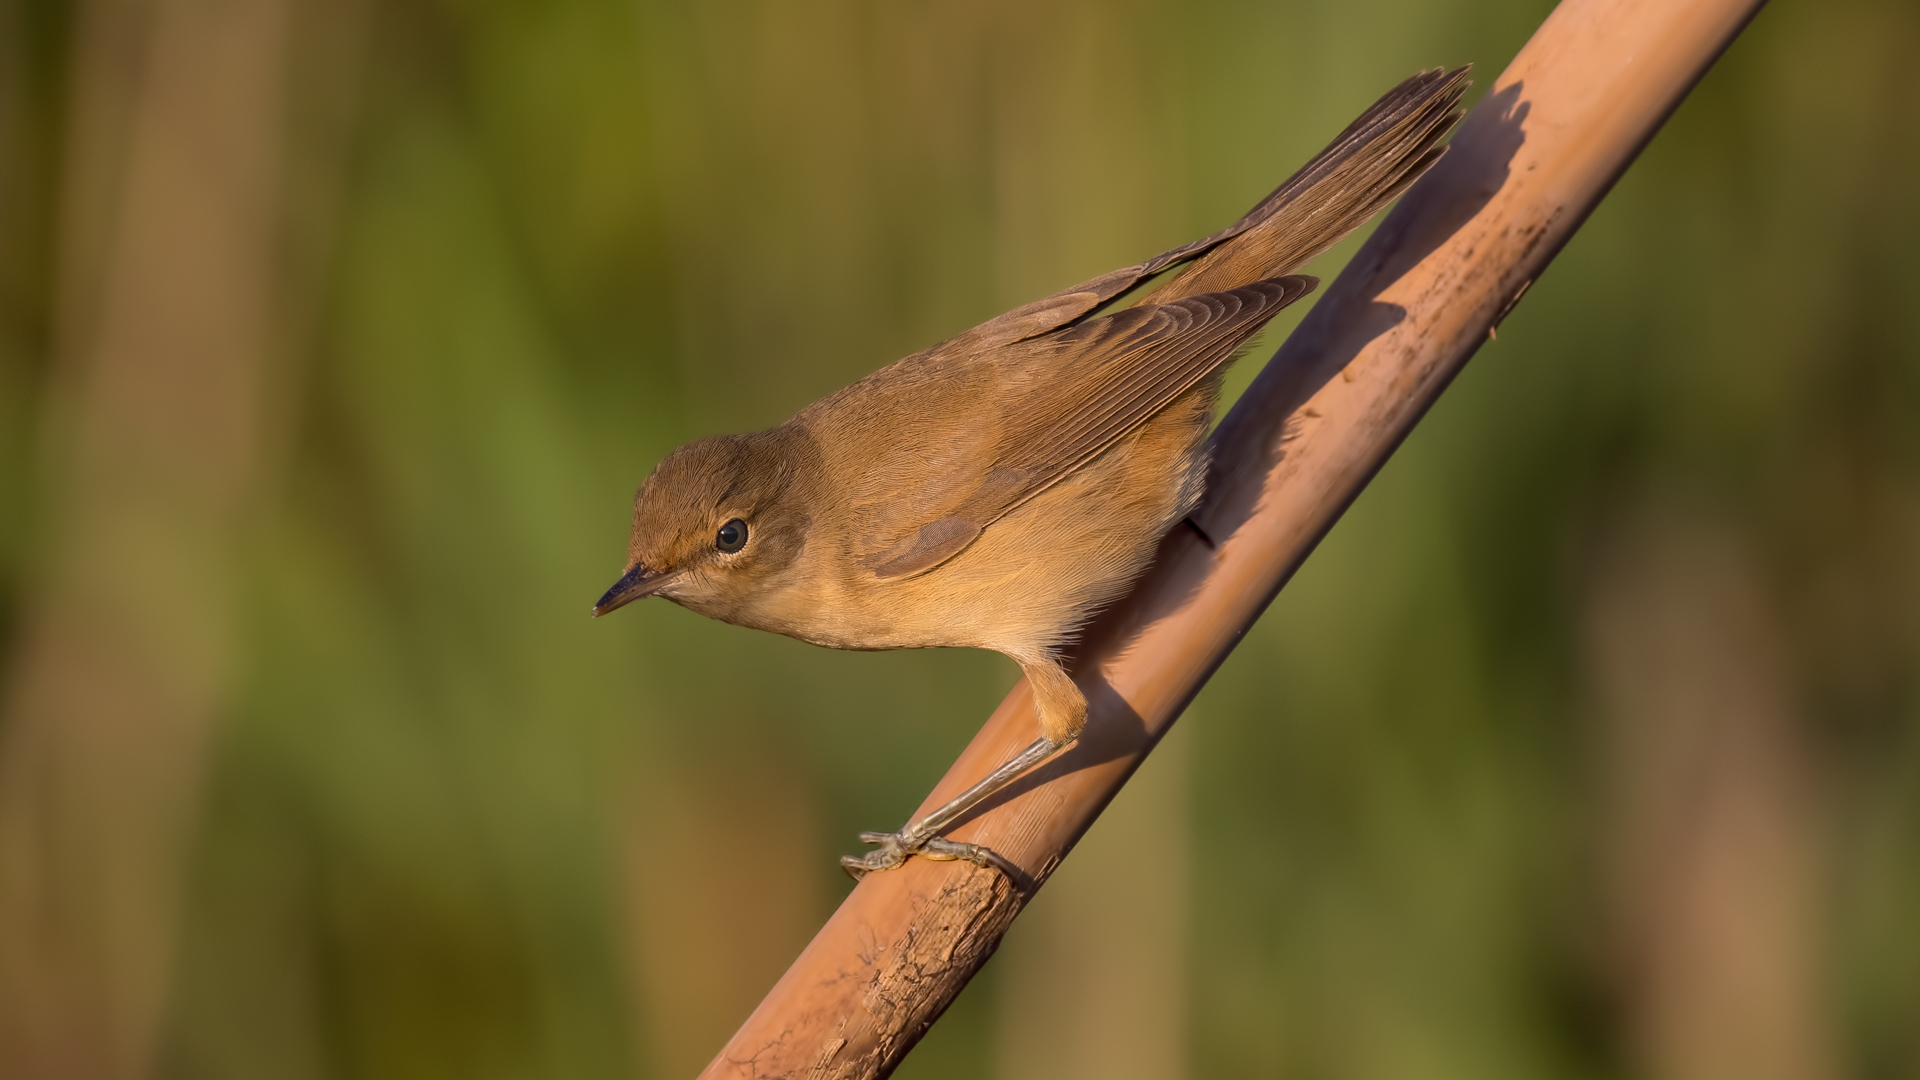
[592,563,671,617]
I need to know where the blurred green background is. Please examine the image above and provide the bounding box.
[2,0,1917,1078]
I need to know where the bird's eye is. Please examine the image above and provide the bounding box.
[715,518,748,553]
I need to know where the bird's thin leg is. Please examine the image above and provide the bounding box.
[841,736,1067,879]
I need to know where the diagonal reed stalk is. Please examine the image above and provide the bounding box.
[698,0,1768,1075]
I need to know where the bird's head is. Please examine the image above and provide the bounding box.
[593,430,815,621]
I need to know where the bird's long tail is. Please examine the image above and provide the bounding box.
[1149,66,1470,304]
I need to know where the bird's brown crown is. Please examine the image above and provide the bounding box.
[625,429,817,615]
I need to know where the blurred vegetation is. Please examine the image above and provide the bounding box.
[1,1,1917,1079]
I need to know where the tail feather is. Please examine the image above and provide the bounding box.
[1149,66,1470,303]
[930,68,1470,358]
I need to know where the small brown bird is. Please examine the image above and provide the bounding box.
[596,68,1467,876]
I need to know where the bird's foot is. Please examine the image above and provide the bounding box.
[840,830,1015,880]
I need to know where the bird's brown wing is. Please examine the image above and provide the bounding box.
[852,276,1314,579]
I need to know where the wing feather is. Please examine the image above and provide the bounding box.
[856,276,1314,578]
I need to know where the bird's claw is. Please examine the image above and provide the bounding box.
[840,831,1001,880]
